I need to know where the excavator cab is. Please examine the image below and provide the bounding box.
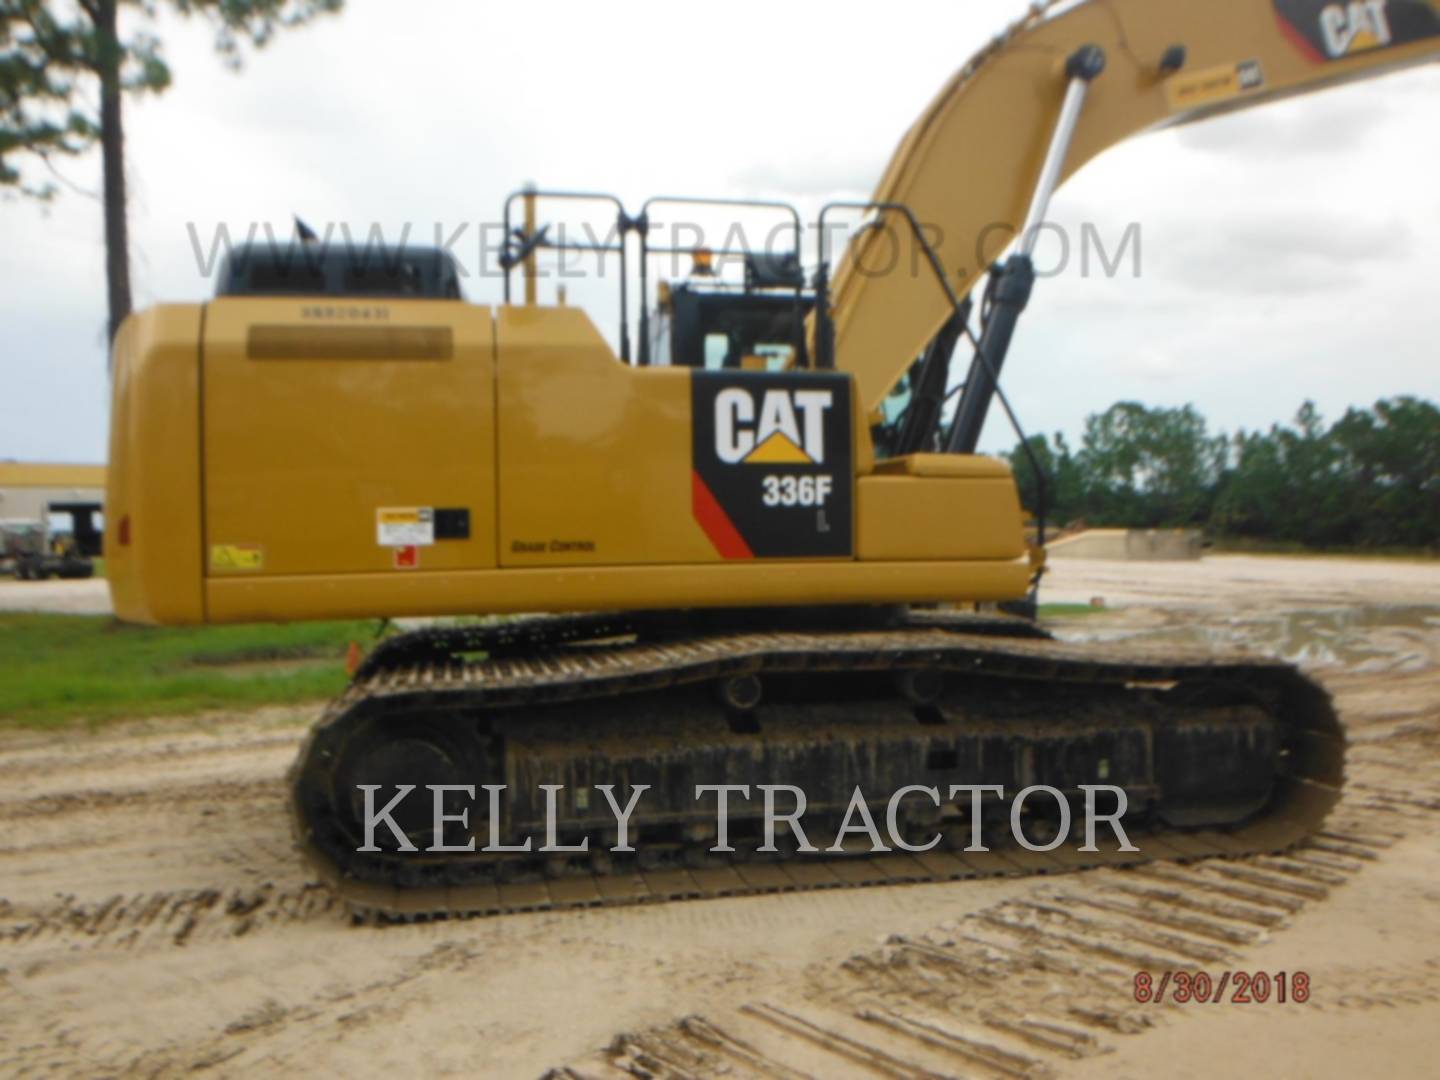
[648,251,813,372]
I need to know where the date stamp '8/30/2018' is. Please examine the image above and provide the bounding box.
[1134,971,1312,1004]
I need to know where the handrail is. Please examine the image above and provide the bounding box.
[501,188,635,363]
[816,200,1048,548]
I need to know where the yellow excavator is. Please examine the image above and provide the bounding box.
[106,0,1440,917]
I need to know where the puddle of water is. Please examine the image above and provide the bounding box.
[1052,605,1440,673]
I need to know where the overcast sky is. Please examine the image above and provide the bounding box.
[1,0,1437,463]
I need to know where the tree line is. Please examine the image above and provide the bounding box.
[1007,396,1440,551]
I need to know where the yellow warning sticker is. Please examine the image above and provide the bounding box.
[376,507,434,547]
[1165,59,1265,112]
[210,544,264,572]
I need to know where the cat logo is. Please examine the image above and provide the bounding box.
[691,371,853,559]
[1274,0,1439,64]
[1236,59,1266,90]
[1320,0,1392,55]
[714,387,833,466]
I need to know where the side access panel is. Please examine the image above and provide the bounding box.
[495,305,715,567]
[201,299,497,588]
[495,308,856,565]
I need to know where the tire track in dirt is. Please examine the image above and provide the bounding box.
[0,726,300,784]
[0,717,332,955]
[548,843,1385,1077]
[0,775,282,821]
[0,881,346,954]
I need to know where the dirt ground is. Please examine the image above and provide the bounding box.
[0,575,110,615]
[1,556,1438,1078]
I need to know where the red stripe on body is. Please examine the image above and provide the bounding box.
[691,470,753,559]
[1276,11,1326,63]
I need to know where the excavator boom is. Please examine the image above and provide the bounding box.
[831,0,1440,411]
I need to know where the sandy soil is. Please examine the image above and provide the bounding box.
[1043,552,1440,611]
[1,556,1438,1078]
[0,576,110,615]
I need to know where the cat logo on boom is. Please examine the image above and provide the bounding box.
[1274,0,1440,63]
[1321,0,1392,55]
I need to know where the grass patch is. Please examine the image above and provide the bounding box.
[0,613,382,729]
[1037,602,1110,618]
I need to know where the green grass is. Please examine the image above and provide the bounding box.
[1037,602,1110,618]
[0,613,383,730]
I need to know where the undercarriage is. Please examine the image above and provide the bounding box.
[288,609,1343,920]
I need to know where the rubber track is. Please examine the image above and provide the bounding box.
[288,612,1343,921]
[352,609,1049,680]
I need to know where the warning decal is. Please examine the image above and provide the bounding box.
[691,371,852,559]
[1165,59,1265,111]
[210,544,264,572]
[376,507,434,547]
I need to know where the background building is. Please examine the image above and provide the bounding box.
[0,461,105,525]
